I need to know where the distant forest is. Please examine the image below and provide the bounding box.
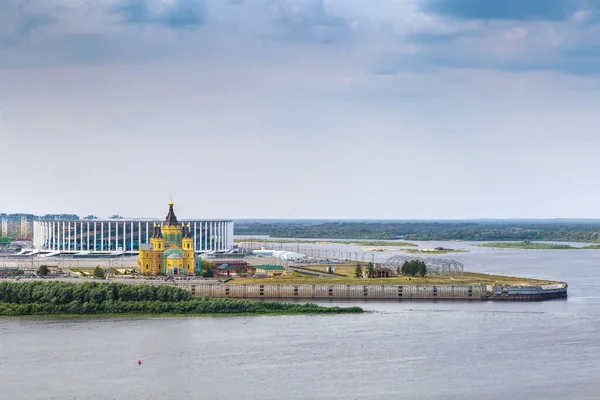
[234,221,600,242]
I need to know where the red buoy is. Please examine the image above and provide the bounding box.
[138,360,142,365]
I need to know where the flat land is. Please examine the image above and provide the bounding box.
[231,263,554,286]
[41,263,555,286]
[403,248,469,254]
[476,242,600,250]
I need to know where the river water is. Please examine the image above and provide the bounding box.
[1,242,600,399]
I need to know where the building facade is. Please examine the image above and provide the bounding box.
[138,201,199,276]
[32,212,234,254]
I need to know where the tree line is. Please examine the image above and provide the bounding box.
[0,281,191,304]
[353,261,427,278]
[234,221,600,242]
[400,260,427,277]
[0,282,363,316]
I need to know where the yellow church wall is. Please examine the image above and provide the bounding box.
[137,201,197,276]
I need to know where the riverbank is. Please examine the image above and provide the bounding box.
[0,282,363,317]
[235,239,416,247]
[404,248,469,254]
[476,241,600,250]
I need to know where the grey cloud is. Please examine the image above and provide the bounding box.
[274,0,345,27]
[0,2,56,47]
[13,11,55,37]
[371,46,600,76]
[111,0,206,28]
[2,0,600,77]
[375,7,600,76]
[261,0,349,44]
[422,0,582,21]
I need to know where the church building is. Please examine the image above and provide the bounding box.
[138,200,200,276]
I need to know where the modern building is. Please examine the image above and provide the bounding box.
[0,213,37,239]
[138,201,199,276]
[32,206,234,255]
[252,249,306,261]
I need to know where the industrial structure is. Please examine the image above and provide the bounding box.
[385,255,464,277]
[32,208,234,255]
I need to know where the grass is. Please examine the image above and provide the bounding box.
[404,248,469,254]
[350,241,416,247]
[476,241,600,250]
[229,269,555,286]
[0,282,364,317]
[234,239,416,247]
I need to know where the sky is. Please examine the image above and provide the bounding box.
[1,0,600,219]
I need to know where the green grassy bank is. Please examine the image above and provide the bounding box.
[404,248,468,254]
[476,241,600,250]
[0,282,363,317]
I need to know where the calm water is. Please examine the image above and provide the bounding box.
[1,244,600,399]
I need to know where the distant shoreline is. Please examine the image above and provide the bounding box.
[476,241,600,250]
[235,239,416,247]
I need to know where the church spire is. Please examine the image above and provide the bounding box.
[165,199,179,227]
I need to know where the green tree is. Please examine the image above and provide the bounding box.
[202,265,215,278]
[203,261,217,270]
[354,263,363,278]
[235,266,246,276]
[93,267,105,279]
[401,260,414,276]
[38,265,49,277]
[401,260,427,277]
[417,261,427,277]
[366,262,375,278]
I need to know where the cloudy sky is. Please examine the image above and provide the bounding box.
[1,0,599,219]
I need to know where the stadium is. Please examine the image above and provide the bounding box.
[32,218,234,255]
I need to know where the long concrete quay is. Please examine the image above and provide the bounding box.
[183,283,568,301]
[0,276,567,301]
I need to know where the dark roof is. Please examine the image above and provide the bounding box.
[217,264,236,270]
[165,203,179,226]
[152,224,163,239]
[214,259,249,266]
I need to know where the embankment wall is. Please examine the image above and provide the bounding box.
[182,283,567,301]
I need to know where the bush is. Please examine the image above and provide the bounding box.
[93,267,105,279]
[202,266,215,278]
[38,265,49,277]
[0,282,362,316]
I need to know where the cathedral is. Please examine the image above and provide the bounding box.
[138,200,199,276]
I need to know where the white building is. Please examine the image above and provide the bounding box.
[33,219,234,255]
[252,248,306,261]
